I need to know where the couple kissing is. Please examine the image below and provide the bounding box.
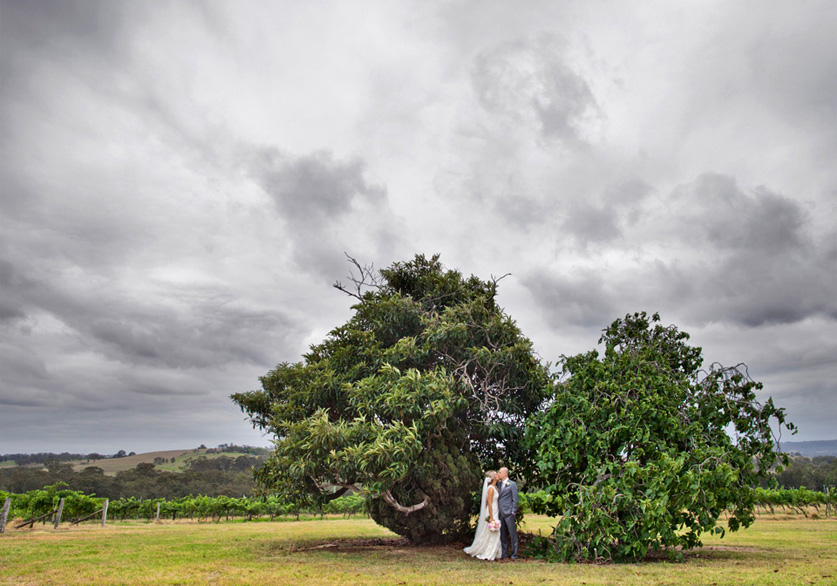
[463,467,518,561]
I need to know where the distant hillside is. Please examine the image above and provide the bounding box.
[68,449,197,474]
[66,448,270,475]
[1,447,270,498]
[778,440,837,457]
[1,445,271,476]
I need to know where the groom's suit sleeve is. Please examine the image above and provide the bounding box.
[511,482,519,516]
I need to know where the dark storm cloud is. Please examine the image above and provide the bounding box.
[253,149,386,221]
[82,302,294,369]
[663,174,836,327]
[523,173,836,331]
[0,254,297,370]
[248,148,398,279]
[1,1,834,450]
[0,0,126,43]
[671,174,805,254]
[472,33,600,144]
[0,395,47,408]
[0,258,33,323]
[0,343,50,396]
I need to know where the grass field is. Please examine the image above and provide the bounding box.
[2,514,835,585]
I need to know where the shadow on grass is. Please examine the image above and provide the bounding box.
[254,531,775,568]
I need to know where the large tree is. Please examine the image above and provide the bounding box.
[232,254,550,543]
[525,312,795,562]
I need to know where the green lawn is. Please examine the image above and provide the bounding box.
[2,514,835,585]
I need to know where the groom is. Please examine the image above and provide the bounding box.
[496,467,518,560]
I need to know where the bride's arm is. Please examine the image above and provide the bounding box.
[486,486,495,522]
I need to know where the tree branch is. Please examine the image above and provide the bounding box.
[324,486,351,502]
[382,490,430,515]
[309,475,360,501]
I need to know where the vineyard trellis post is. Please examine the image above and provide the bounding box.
[53,498,65,529]
[102,499,109,526]
[0,498,10,533]
[155,502,161,523]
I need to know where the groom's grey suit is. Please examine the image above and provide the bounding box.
[497,478,519,559]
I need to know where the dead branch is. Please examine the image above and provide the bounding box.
[333,253,382,300]
[490,272,511,286]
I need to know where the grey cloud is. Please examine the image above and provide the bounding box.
[252,149,386,221]
[74,295,298,370]
[0,256,299,370]
[682,252,836,327]
[0,395,47,408]
[0,258,32,323]
[0,0,131,108]
[0,302,26,323]
[522,270,615,328]
[671,174,805,254]
[0,342,52,408]
[661,174,835,327]
[560,180,654,246]
[561,203,621,245]
[472,33,600,144]
[522,174,835,330]
[491,191,546,228]
[601,180,655,226]
[0,342,50,385]
[0,0,127,48]
[123,379,207,398]
[735,5,836,159]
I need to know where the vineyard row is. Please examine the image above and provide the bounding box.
[1,485,833,526]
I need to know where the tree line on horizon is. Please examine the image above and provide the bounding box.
[0,450,137,466]
[0,444,270,467]
[0,454,267,499]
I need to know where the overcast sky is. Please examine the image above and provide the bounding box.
[1,1,835,454]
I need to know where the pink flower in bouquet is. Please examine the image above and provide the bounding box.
[488,520,501,532]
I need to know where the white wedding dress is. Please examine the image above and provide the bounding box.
[463,478,502,560]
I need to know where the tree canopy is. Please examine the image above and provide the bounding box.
[525,312,795,562]
[232,254,550,543]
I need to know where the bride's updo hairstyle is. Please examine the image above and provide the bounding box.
[486,470,497,480]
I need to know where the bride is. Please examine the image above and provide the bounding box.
[464,470,502,560]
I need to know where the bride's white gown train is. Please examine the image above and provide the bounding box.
[463,480,502,561]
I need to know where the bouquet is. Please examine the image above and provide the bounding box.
[488,520,501,532]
